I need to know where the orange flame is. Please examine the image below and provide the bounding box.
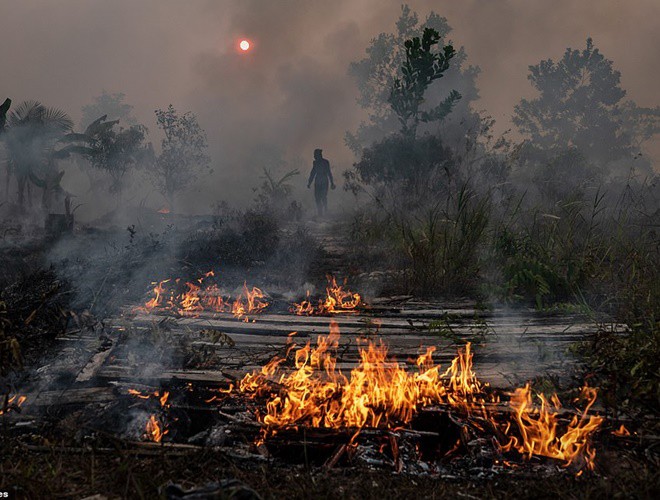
[238,323,603,471]
[291,291,315,315]
[612,423,631,437]
[231,282,269,321]
[141,271,268,320]
[291,276,362,315]
[240,322,485,429]
[0,394,27,415]
[128,389,170,407]
[145,415,168,442]
[499,384,603,470]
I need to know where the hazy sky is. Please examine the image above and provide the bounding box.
[1,0,658,209]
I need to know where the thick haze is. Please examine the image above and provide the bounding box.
[1,0,658,212]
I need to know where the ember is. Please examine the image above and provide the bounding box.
[0,394,27,415]
[612,424,631,437]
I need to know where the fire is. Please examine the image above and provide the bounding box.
[231,282,269,321]
[157,206,170,214]
[141,270,268,320]
[144,279,169,310]
[612,424,631,437]
[291,275,362,315]
[0,394,27,415]
[145,415,167,442]
[291,290,315,315]
[237,323,603,470]
[128,389,169,407]
[499,384,604,470]
[240,322,487,429]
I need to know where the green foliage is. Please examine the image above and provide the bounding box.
[488,193,605,308]
[389,27,460,136]
[179,207,280,268]
[254,167,301,220]
[149,105,211,209]
[581,325,659,415]
[401,184,490,295]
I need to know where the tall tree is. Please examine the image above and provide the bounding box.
[148,105,211,210]
[81,91,136,129]
[345,28,461,203]
[513,38,659,177]
[388,27,460,137]
[347,4,480,153]
[75,115,152,197]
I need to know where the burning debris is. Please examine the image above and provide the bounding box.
[0,394,27,415]
[500,384,603,470]
[291,275,363,315]
[145,414,168,442]
[231,283,269,322]
[117,321,604,473]
[233,324,603,472]
[141,270,270,321]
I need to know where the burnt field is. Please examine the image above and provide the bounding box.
[1,2,659,498]
[0,213,658,499]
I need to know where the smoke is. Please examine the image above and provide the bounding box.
[1,0,657,215]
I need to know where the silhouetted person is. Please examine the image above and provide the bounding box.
[307,148,335,217]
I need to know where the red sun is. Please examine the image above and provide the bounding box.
[239,39,250,51]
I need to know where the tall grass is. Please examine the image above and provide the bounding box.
[400,183,490,295]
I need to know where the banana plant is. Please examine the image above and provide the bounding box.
[3,101,73,209]
[0,98,10,135]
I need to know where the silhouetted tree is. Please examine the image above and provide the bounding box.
[3,101,73,209]
[514,38,659,179]
[74,115,152,197]
[347,4,480,152]
[388,27,460,137]
[345,27,461,202]
[0,98,10,135]
[148,105,211,210]
[81,91,136,129]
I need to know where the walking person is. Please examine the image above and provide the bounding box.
[307,148,335,217]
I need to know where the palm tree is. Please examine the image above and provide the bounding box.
[3,100,73,209]
[0,98,10,133]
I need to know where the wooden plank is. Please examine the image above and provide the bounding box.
[76,337,118,382]
[22,387,116,407]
